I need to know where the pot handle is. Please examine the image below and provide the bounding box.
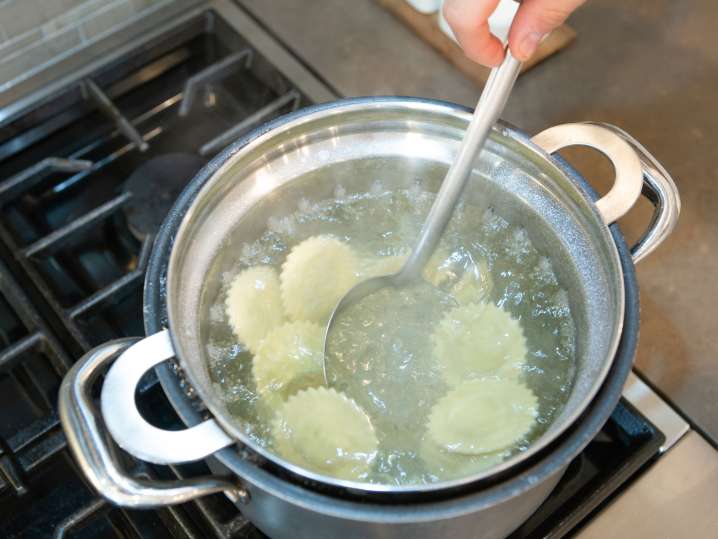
[532,122,680,262]
[58,333,243,508]
[100,329,234,464]
[581,122,681,263]
[532,123,643,225]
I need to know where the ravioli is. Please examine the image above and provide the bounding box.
[272,387,378,480]
[427,378,538,454]
[252,321,324,406]
[420,435,506,479]
[431,301,527,384]
[422,248,454,287]
[281,236,359,322]
[225,266,285,352]
[358,253,408,279]
[422,249,492,304]
[451,261,493,305]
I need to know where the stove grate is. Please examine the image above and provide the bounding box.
[0,260,71,499]
[0,14,304,353]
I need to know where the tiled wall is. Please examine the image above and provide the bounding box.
[0,0,173,88]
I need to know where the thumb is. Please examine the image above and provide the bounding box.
[508,0,586,61]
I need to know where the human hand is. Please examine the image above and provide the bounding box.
[443,0,586,66]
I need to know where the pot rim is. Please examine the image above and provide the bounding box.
[150,96,633,500]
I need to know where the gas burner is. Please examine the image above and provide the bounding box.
[123,153,206,241]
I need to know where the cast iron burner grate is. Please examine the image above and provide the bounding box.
[0,259,71,500]
[0,9,304,354]
[0,6,663,539]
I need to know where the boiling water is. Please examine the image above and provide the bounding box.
[201,182,576,486]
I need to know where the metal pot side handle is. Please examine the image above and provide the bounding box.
[100,329,234,464]
[531,122,680,263]
[58,333,241,508]
[581,122,681,263]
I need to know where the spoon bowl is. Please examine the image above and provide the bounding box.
[322,50,522,383]
[322,273,399,383]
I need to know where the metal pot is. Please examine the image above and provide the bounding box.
[59,97,679,539]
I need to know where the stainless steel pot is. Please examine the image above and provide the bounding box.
[59,98,679,538]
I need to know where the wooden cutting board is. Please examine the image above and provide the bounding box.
[376,0,576,85]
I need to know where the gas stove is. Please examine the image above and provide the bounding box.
[0,1,692,538]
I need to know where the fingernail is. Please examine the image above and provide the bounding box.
[518,32,544,60]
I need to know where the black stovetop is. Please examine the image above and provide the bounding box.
[0,8,664,539]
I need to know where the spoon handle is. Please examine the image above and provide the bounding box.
[398,50,522,282]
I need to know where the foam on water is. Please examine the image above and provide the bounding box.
[201,187,577,485]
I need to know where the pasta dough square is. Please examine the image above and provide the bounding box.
[420,435,506,479]
[427,378,538,454]
[358,253,408,279]
[253,321,324,405]
[272,387,378,480]
[225,266,285,352]
[281,236,359,322]
[431,302,527,384]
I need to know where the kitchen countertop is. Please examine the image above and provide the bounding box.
[576,431,718,537]
[238,0,718,442]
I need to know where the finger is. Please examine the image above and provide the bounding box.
[443,0,505,67]
[508,0,586,61]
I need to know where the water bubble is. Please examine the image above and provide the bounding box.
[334,184,347,200]
[407,181,422,201]
[498,280,523,308]
[220,271,233,287]
[206,343,225,366]
[504,227,533,263]
[209,303,224,323]
[481,207,509,235]
[552,289,570,316]
[298,197,312,213]
[240,242,261,265]
[531,257,558,287]
[267,215,295,236]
